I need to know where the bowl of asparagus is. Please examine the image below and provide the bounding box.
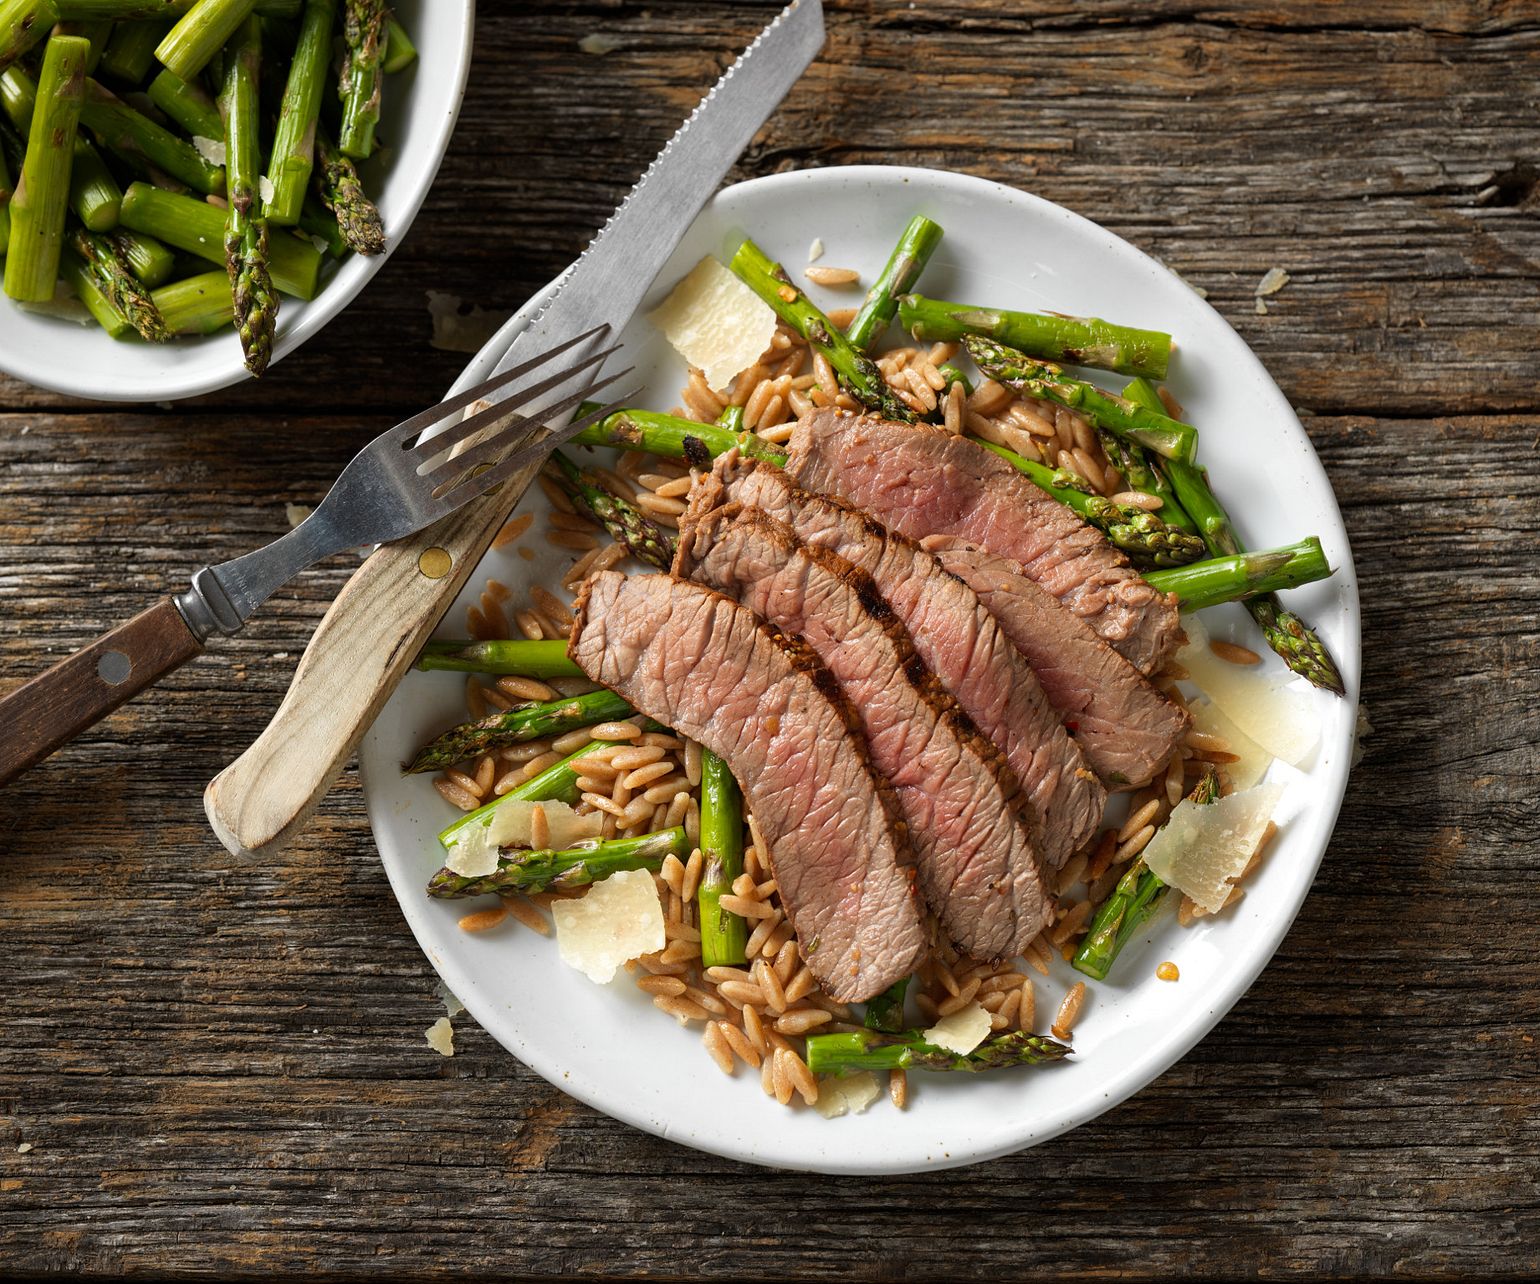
[0,0,473,401]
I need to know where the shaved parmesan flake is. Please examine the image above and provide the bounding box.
[1179,615,1320,766]
[285,502,312,527]
[648,256,777,392]
[1256,267,1290,297]
[924,1002,991,1055]
[193,135,226,166]
[807,237,825,263]
[1188,696,1273,792]
[445,799,602,878]
[579,32,621,55]
[814,1071,881,1119]
[554,868,664,984]
[16,1142,33,1154]
[1143,781,1285,912]
[258,175,275,206]
[425,1017,455,1056]
[427,290,510,354]
[435,979,465,1018]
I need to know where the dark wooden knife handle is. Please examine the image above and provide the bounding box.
[0,597,204,787]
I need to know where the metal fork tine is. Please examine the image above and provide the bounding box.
[424,367,634,486]
[384,323,612,447]
[431,392,641,512]
[408,341,623,465]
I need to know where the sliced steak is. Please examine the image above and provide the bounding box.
[568,571,926,1002]
[676,505,1052,959]
[684,457,1105,867]
[783,407,1184,675]
[923,535,1191,788]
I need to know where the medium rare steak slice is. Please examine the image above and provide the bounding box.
[783,407,1184,675]
[676,505,1053,959]
[923,535,1191,788]
[568,571,926,1002]
[684,457,1105,867]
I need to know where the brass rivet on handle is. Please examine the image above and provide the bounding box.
[417,547,452,579]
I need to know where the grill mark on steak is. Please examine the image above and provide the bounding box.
[783,408,1184,676]
[567,571,926,1002]
[676,504,1053,959]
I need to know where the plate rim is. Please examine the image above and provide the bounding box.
[361,163,1361,1174]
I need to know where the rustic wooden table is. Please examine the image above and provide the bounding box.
[2,2,1536,1277]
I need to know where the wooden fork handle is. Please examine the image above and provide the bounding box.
[0,598,203,788]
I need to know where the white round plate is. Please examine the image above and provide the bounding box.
[0,0,474,402]
[359,165,1360,1174]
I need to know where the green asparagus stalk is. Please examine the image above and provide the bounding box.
[549,449,677,571]
[936,362,972,396]
[119,181,322,298]
[845,214,943,352]
[263,0,333,224]
[0,123,11,249]
[406,689,634,775]
[0,0,58,73]
[1143,537,1333,610]
[900,293,1173,379]
[81,76,224,193]
[4,34,87,303]
[146,67,222,139]
[416,638,584,678]
[337,0,383,158]
[715,403,744,433]
[572,405,782,470]
[155,0,256,81]
[863,978,909,1034]
[729,236,915,422]
[428,827,690,899]
[110,227,175,284]
[68,226,169,339]
[697,748,747,967]
[150,266,230,332]
[1072,768,1218,981]
[971,436,1206,569]
[54,18,109,72]
[314,121,382,254]
[59,245,131,335]
[380,12,414,73]
[1122,378,1346,694]
[1095,376,1196,530]
[219,14,276,375]
[55,1,296,15]
[297,192,346,256]
[965,335,1196,462]
[96,17,166,82]
[806,1028,1073,1075]
[1,65,120,230]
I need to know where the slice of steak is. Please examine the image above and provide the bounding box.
[676,505,1052,959]
[568,571,926,1002]
[684,457,1105,867]
[923,535,1191,788]
[783,407,1184,675]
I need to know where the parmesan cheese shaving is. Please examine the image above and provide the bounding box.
[1180,615,1320,766]
[807,237,824,263]
[444,799,602,878]
[192,135,226,166]
[923,1002,991,1055]
[554,868,664,984]
[1188,695,1273,792]
[1142,781,1286,912]
[647,256,777,392]
[258,175,275,206]
[813,1071,881,1119]
[425,1017,455,1056]
[427,290,510,354]
[1256,267,1290,296]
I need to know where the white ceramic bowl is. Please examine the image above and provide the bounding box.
[359,165,1361,1174]
[0,0,474,402]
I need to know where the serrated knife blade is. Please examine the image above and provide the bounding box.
[203,1,826,860]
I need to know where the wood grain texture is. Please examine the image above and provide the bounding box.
[2,1,1537,1277]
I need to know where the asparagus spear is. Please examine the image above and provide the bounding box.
[297,192,347,256]
[97,17,167,82]
[845,214,943,352]
[965,335,1197,463]
[1091,377,1196,531]
[1143,537,1333,610]
[729,236,916,422]
[156,0,256,81]
[971,437,1206,569]
[68,226,170,339]
[264,0,334,224]
[338,0,383,157]
[697,748,747,967]
[805,1028,1072,1075]
[81,76,225,193]
[110,227,175,285]
[0,0,58,73]
[0,121,11,248]
[428,827,690,899]
[572,405,781,469]
[219,14,276,375]
[2,65,120,230]
[59,245,132,336]
[549,449,677,571]
[380,12,414,73]
[863,978,909,1034]
[936,362,971,396]
[900,293,1172,379]
[314,122,382,254]
[150,266,230,333]
[4,34,87,303]
[1073,768,1219,981]
[119,181,322,298]
[406,689,634,775]
[146,67,222,139]
[54,17,108,71]
[715,404,744,432]
[416,638,584,678]
[1121,378,1346,695]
